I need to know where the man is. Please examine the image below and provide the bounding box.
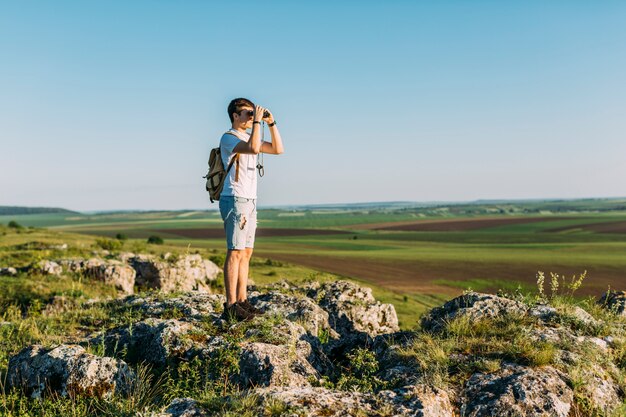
[219,98,284,321]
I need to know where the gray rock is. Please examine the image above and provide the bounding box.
[0,267,17,276]
[34,260,63,276]
[121,292,225,320]
[255,385,454,417]
[421,292,528,331]
[248,290,338,338]
[93,319,205,365]
[129,254,220,293]
[162,398,208,417]
[84,260,136,295]
[462,364,573,417]
[7,344,133,399]
[239,341,319,388]
[311,280,399,339]
[599,290,626,316]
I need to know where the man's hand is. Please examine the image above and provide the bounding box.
[263,109,274,124]
[253,105,267,122]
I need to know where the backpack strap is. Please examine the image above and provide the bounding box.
[224,131,242,182]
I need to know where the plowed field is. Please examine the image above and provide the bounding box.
[363,217,566,232]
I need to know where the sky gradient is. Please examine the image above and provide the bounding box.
[1,1,625,210]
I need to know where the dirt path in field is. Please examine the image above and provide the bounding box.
[351,216,578,232]
[255,252,624,297]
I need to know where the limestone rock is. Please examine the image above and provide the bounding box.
[255,385,454,417]
[462,364,573,417]
[93,319,204,365]
[421,292,528,331]
[121,292,225,320]
[0,267,17,276]
[239,341,319,388]
[85,260,136,294]
[310,280,399,339]
[599,290,626,316]
[34,260,63,276]
[129,254,220,293]
[162,398,208,417]
[248,291,338,338]
[7,344,132,399]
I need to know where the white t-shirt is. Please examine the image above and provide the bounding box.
[220,129,258,199]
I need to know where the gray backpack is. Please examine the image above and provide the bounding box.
[204,137,239,203]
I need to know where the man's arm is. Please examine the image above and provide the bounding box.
[232,105,266,154]
[260,111,284,155]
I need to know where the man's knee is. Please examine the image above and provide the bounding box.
[227,249,245,262]
[245,248,253,260]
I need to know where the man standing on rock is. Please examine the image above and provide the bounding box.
[219,98,284,321]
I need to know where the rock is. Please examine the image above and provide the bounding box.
[93,319,205,366]
[118,252,136,263]
[121,292,225,320]
[599,290,626,316]
[161,398,208,417]
[421,292,528,332]
[462,364,573,417]
[84,260,135,294]
[573,363,620,414]
[310,281,399,339]
[378,384,455,417]
[255,385,454,417]
[0,267,17,276]
[7,344,133,399]
[238,341,319,388]
[34,260,63,276]
[129,254,220,293]
[59,258,103,273]
[247,291,338,338]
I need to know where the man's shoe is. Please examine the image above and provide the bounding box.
[239,299,264,315]
[222,302,255,321]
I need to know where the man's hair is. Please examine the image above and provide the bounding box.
[228,98,254,123]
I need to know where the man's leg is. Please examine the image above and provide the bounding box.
[236,248,254,302]
[224,249,243,306]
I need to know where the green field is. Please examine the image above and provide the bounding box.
[2,199,626,326]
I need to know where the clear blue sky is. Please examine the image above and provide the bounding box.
[1,1,625,210]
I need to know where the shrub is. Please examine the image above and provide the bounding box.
[147,236,164,245]
[95,238,123,251]
[7,221,23,229]
[115,233,128,241]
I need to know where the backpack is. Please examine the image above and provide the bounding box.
[204,134,240,203]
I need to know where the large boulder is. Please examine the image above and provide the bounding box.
[308,281,399,339]
[462,364,573,417]
[7,344,133,399]
[84,260,135,295]
[248,290,338,338]
[129,254,220,293]
[421,292,528,331]
[92,319,205,366]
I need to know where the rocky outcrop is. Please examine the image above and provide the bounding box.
[421,291,528,331]
[129,254,220,293]
[7,344,133,399]
[462,364,573,417]
[308,280,399,340]
[121,292,225,320]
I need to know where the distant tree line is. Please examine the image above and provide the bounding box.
[0,206,77,215]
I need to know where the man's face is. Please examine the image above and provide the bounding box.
[235,106,254,128]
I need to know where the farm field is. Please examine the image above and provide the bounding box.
[2,199,626,317]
